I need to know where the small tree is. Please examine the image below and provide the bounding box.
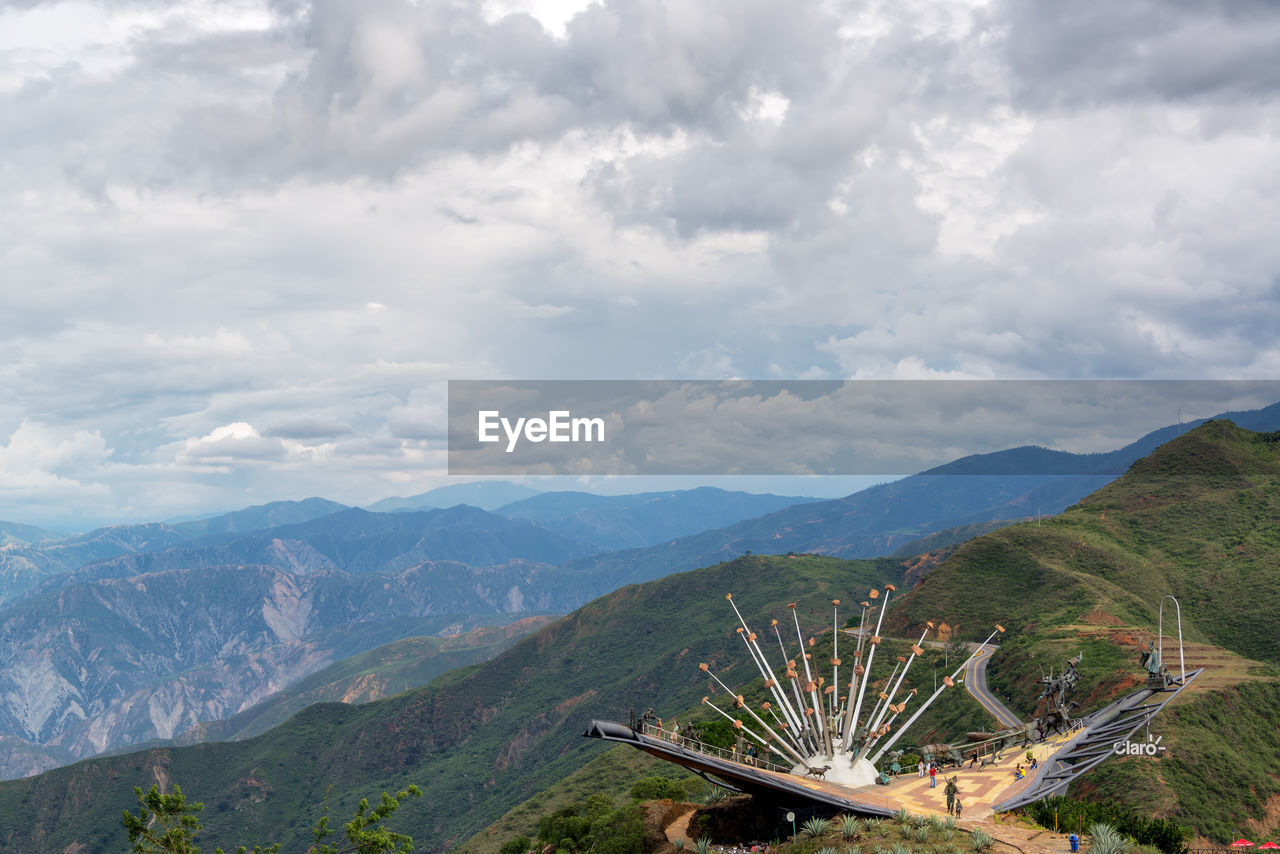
[310,785,423,854]
[121,782,421,854]
[123,784,280,854]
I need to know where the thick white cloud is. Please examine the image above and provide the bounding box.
[1,0,1279,526]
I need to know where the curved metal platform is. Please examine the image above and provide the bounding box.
[586,668,1202,817]
[583,720,904,816]
[992,667,1202,811]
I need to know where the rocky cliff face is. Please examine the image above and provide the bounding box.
[0,559,581,778]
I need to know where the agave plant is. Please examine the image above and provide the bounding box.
[1088,823,1132,854]
[894,808,912,824]
[942,829,956,842]
[914,814,930,829]
[969,829,992,851]
[816,847,839,854]
[839,816,862,841]
[845,846,862,854]
[944,817,957,831]
[864,819,885,834]
[696,837,713,854]
[701,786,728,805]
[674,841,686,852]
[802,817,832,839]
[915,826,932,843]
[892,844,912,854]
[898,824,913,840]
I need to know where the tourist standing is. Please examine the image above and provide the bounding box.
[929,764,937,788]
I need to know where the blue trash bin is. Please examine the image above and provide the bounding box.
[1069,835,1079,852]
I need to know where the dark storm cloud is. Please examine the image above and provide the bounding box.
[162,0,840,184]
[1006,0,1280,107]
[4,0,1280,527]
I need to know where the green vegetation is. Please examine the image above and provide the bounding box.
[10,421,1280,849]
[0,554,900,852]
[1020,797,1189,854]
[802,817,832,838]
[893,422,1280,666]
[122,781,421,854]
[530,794,646,854]
[183,622,555,745]
[886,423,1280,839]
[1077,680,1280,843]
[1087,823,1133,854]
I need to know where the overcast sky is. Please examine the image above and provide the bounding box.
[3,0,1280,529]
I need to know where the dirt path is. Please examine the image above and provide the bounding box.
[965,815,1077,854]
[665,805,697,846]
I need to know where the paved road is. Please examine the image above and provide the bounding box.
[964,644,1022,728]
[851,632,1024,730]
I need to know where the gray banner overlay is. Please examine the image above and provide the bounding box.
[448,380,1280,475]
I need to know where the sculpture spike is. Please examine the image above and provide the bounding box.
[702,696,804,767]
[870,624,1006,764]
[847,585,894,753]
[839,600,871,750]
[862,622,933,755]
[791,604,829,752]
[726,594,807,737]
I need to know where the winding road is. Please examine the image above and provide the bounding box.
[963,643,1022,728]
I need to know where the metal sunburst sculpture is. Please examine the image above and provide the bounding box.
[695,587,1004,787]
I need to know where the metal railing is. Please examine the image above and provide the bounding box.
[639,723,793,774]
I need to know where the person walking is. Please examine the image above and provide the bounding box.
[918,759,925,777]
[929,764,937,788]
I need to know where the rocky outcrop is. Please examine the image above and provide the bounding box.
[0,559,583,777]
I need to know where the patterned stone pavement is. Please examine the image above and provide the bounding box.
[866,729,1083,819]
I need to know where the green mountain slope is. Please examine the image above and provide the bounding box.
[0,554,903,852]
[173,617,557,745]
[884,421,1280,840]
[5,421,1280,849]
[890,420,1280,666]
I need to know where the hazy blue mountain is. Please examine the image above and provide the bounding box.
[170,497,349,536]
[561,401,1280,588]
[494,486,820,550]
[0,558,576,778]
[365,481,542,512]
[48,506,599,588]
[0,499,353,606]
[0,520,60,546]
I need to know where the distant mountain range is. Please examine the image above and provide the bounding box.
[558,401,1280,587]
[494,486,819,550]
[7,421,1280,849]
[0,520,59,547]
[365,481,543,512]
[0,558,576,778]
[1,401,1278,785]
[0,497,350,605]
